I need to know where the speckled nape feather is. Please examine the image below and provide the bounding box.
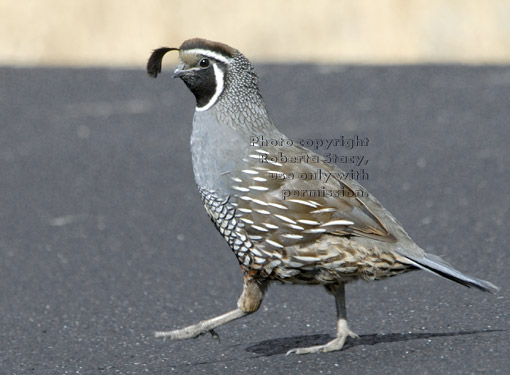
[147,37,500,355]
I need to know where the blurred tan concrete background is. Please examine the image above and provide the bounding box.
[1,0,509,66]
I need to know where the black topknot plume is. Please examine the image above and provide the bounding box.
[147,47,179,78]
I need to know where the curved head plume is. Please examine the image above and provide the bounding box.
[147,47,179,78]
[146,39,262,113]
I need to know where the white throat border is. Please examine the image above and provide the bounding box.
[196,63,224,112]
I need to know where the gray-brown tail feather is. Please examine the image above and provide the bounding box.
[398,251,500,294]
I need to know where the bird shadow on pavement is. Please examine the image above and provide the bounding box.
[245,329,504,356]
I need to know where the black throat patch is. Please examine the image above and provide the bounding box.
[180,64,219,109]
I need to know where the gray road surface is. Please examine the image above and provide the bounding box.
[0,65,509,374]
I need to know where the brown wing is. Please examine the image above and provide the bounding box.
[228,145,396,255]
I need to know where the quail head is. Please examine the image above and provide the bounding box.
[146,38,499,354]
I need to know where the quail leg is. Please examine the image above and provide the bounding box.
[287,283,358,355]
[155,308,247,339]
[155,278,267,340]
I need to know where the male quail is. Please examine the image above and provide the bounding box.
[146,38,499,354]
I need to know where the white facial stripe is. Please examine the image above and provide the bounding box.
[183,49,231,64]
[196,63,224,112]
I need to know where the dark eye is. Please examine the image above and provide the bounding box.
[199,58,210,68]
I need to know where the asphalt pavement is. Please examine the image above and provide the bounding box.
[0,64,509,374]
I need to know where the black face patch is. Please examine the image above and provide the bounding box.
[180,64,218,108]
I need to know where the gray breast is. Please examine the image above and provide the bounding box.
[190,108,283,198]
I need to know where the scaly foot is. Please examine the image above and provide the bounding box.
[155,308,247,340]
[286,328,358,355]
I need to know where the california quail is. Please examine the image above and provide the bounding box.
[146,38,499,354]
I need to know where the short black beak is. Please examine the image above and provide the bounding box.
[172,63,189,79]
